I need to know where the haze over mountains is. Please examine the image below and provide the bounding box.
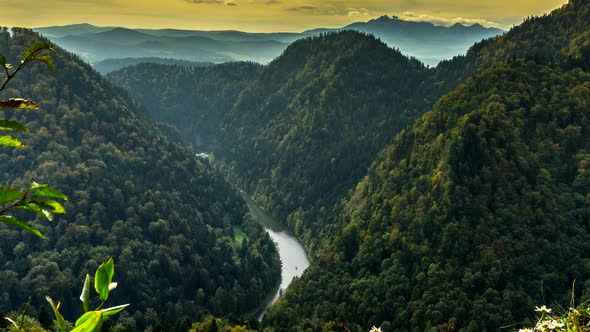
[34,17,503,69]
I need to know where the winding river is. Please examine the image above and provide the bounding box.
[241,193,311,319]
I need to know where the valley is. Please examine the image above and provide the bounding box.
[0,1,589,331]
[241,193,310,320]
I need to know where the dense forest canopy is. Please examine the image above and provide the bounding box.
[94,57,213,75]
[109,62,262,151]
[0,28,279,331]
[108,1,590,331]
[2,0,587,331]
[264,60,590,331]
[110,31,450,255]
[262,1,590,330]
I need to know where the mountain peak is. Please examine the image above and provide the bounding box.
[449,22,487,30]
[94,27,153,39]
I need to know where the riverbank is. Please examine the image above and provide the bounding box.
[240,192,311,320]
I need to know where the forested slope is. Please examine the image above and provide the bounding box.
[109,62,261,150]
[215,31,441,253]
[432,0,590,92]
[264,59,590,331]
[0,28,279,331]
[110,31,443,254]
[262,1,590,329]
[101,1,590,330]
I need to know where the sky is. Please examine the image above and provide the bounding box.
[0,0,569,32]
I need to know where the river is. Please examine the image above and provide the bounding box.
[241,193,311,319]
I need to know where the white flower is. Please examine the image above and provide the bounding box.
[546,320,565,330]
[518,328,533,332]
[535,305,552,314]
[536,320,548,331]
[369,327,383,332]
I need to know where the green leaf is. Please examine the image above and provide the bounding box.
[94,257,115,302]
[31,183,69,200]
[80,274,91,313]
[72,310,103,332]
[0,187,24,205]
[15,201,54,220]
[0,135,24,148]
[22,42,53,61]
[37,54,55,72]
[0,119,28,132]
[0,216,44,238]
[4,317,17,328]
[33,199,66,214]
[46,296,66,332]
[102,304,129,319]
[0,98,38,109]
[75,311,95,327]
[0,54,6,66]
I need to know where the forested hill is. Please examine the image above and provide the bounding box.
[94,57,213,74]
[466,0,589,69]
[263,1,590,330]
[265,59,590,331]
[0,28,280,330]
[215,31,444,253]
[108,62,262,150]
[101,1,590,330]
[432,0,590,91]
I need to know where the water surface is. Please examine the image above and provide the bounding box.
[241,193,310,318]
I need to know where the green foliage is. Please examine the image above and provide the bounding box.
[4,312,51,332]
[72,311,102,332]
[0,36,66,238]
[0,27,279,330]
[0,183,68,238]
[0,40,54,92]
[46,296,66,332]
[108,61,262,150]
[260,3,590,330]
[433,0,590,92]
[189,314,261,332]
[113,22,590,330]
[94,257,115,302]
[80,275,91,314]
[516,303,590,331]
[212,31,441,255]
[46,258,128,332]
[264,59,590,331]
[0,119,28,132]
[5,1,588,330]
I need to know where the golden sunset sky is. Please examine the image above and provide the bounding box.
[0,0,569,32]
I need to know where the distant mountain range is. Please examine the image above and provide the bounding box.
[34,18,503,69]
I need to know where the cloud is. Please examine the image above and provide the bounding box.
[186,0,237,5]
[286,5,315,11]
[264,0,280,5]
[347,7,370,17]
[398,11,499,27]
[186,0,224,3]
